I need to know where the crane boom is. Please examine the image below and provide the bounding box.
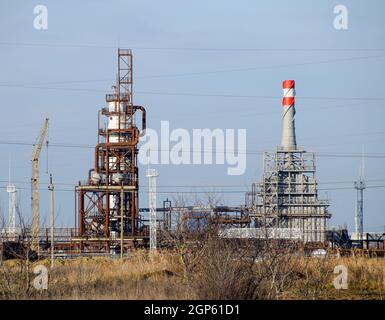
[31,118,49,254]
[33,118,49,161]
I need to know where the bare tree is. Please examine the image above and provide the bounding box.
[0,206,37,299]
[294,255,333,300]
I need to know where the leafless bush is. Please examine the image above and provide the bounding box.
[162,194,308,300]
[190,236,263,300]
[251,240,304,299]
[0,209,37,299]
[293,257,333,300]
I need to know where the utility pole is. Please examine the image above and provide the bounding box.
[146,169,158,252]
[31,118,49,255]
[48,174,54,268]
[7,158,17,235]
[120,185,124,260]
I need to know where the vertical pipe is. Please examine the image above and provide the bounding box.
[131,192,135,236]
[49,174,54,268]
[129,52,133,127]
[118,49,121,144]
[97,110,100,145]
[74,188,77,234]
[79,190,84,251]
[120,186,124,259]
[131,144,136,236]
[105,130,110,241]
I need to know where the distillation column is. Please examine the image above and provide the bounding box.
[75,49,146,253]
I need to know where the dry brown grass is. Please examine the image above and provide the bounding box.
[283,256,385,300]
[1,250,385,300]
[47,251,194,300]
[1,250,193,300]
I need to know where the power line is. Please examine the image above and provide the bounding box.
[0,84,103,93]
[1,139,385,159]
[137,54,385,78]
[3,178,385,188]
[1,53,384,85]
[136,91,385,102]
[1,41,385,52]
[0,58,374,85]
[1,184,385,194]
[1,83,384,102]
[0,79,112,86]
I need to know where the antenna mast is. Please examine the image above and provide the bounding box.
[354,145,366,242]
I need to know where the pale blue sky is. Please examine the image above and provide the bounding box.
[0,0,384,232]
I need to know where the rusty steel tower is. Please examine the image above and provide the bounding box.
[75,49,146,254]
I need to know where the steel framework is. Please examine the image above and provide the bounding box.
[6,184,16,234]
[243,81,331,243]
[354,178,366,241]
[247,149,331,242]
[146,168,158,251]
[31,118,49,254]
[74,49,147,253]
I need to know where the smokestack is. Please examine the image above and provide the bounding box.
[281,80,297,150]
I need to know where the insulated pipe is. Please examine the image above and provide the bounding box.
[281,80,297,150]
[134,105,146,137]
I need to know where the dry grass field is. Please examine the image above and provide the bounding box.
[1,248,385,300]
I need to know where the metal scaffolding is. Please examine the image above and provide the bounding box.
[354,149,366,241]
[6,184,16,234]
[147,169,158,251]
[354,178,365,240]
[248,149,330,242]
[74,49,147,254]
[31,118,49,254]
[246,80,330,243]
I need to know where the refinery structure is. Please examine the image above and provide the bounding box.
[74,49,147,254]
[246,80,330,243]
[1,49,384,259]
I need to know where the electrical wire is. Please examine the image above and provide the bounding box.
[1,184,385,193]
[1,41,385,52]
[1,140,385,159]
[1,53,384,86]
[1,83,384,102]
[2,178,385,188]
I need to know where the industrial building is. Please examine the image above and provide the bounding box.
[246,80,331,242]
[1,50,384,259]
[73,49,147,254]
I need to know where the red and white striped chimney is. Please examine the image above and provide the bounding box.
[281,80,297,150]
